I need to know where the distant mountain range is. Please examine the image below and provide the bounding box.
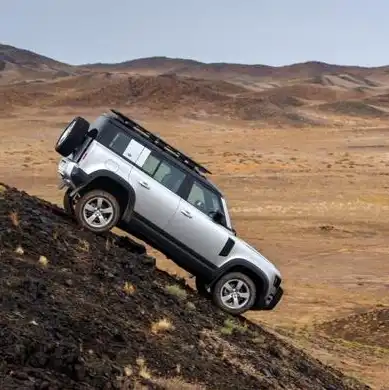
[2,42,389,125]
[2,43,389,80]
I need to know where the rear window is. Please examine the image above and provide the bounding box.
[98,124,187,194]
[108,132,131,154]
[98,125,146,164]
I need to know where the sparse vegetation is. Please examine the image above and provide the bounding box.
[14,245,24,255]
[136,357,151,380]
[123,364,132,377]
[164,284,187,300]
[150,376,207,390]
[151,318,174,334]
[220,318,248,335]
[252,335,266,344]
[77,239,90,252]
[123,281,136,295]
[105,237,112,251]
[38,255,48,267]
[220,324,233,335]
[186,302,196,311]
[9,211,19,226]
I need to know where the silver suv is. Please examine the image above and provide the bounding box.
[55,109,283,315]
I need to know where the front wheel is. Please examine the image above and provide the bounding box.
[212,272,257,315]
[74,190,121,233]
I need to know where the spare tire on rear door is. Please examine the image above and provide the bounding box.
[55,117,90,157]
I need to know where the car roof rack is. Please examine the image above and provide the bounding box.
[109,109,212,175]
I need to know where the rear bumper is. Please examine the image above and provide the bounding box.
[69,166,89,187]
[58,159,88,190]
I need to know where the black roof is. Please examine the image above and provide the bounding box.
[108,109,211,175]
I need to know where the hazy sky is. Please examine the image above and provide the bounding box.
[1,0,388,66]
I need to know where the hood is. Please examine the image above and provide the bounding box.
[236,237,273,266]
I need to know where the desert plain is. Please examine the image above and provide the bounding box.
[1,43,389,389]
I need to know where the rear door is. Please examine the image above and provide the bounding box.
[165,178,232,267]
[129,147,187,230]
[80,124,145,180]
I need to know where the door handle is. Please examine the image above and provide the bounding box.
[138,180,150,189]
[181,209,193,218]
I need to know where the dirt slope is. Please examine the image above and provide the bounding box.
[319,308,389,349]
[318,101,389,118]
[254,84,367,104]
[0,183,370,390]
[52,74,245,108]
[0,73,126,111]
[0,74,313,124]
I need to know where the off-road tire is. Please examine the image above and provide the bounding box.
[212,272,257,315]
[55,117,90,157]
[195,277,211,298]
[74,190,121,234]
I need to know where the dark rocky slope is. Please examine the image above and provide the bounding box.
[0,184,370,390]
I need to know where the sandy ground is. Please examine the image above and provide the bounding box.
[1,106,388,389]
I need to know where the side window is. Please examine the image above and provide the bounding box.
[187,181,223,217]
[138,150,186,194]
[141,153,160,175]
[99,126,145,164]
[109,132,131,154]
[152,160,186,193]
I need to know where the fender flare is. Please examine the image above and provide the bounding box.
[70,169,136,223]
[209,258,269,298]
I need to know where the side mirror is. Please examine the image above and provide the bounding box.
[210,210,224,224]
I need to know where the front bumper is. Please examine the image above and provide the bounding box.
[263,286,284,310]
[252,285,284,311]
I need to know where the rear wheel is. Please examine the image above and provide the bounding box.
[212,272,257,315]
[74,190,121,233]
[55,117,89,157]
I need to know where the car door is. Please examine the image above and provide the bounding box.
[165,178,232,268]
[129,147,187,230]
